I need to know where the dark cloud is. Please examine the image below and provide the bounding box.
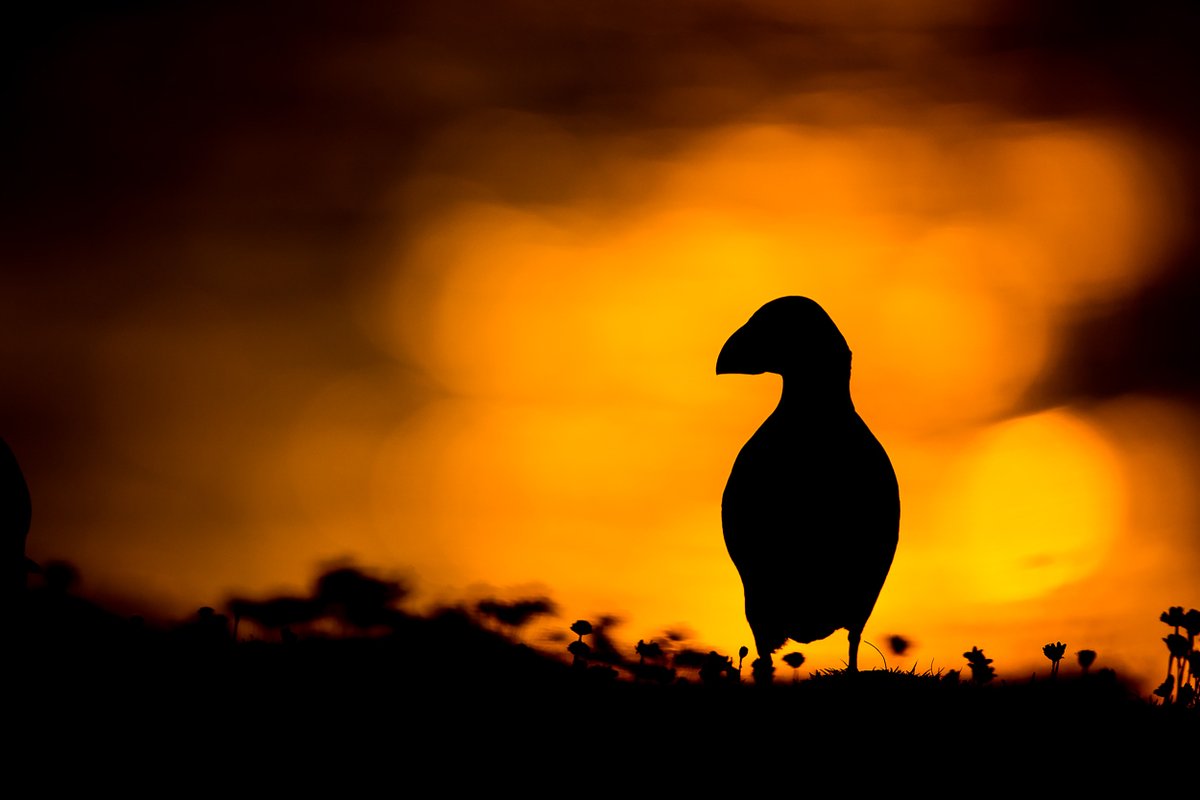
[1032,259,1200,406]
[979,0,1200,129]
[7,1,1197,253]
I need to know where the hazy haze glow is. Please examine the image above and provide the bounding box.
[7,2,1198,688]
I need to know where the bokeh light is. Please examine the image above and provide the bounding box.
[8,3,1197,690]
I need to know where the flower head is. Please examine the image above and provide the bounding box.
[782,651,806,670]
[635,639,664,661]
[963,646,991,666]
[1164,633,1190,659]
[963,646,995,683]
[1043,642,1067,663]
[1160,606,1186,628]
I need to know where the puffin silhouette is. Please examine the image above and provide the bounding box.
[717,297,899,675]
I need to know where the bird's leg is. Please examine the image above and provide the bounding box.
[751,653,775,685]
[847,628,861,674]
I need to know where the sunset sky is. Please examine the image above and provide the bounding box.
[3,1,1198,686]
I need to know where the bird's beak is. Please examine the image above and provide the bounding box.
[716,324,765,375]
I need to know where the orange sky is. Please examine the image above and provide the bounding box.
[3,1,1198,688]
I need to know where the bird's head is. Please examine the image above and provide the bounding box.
[716,296,851,382]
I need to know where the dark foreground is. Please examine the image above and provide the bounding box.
[11,610,1196,792]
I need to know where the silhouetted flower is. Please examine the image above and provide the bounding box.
[1156,605,1198,706]
[1160,606,1186,629]
[738,645,749,673]
[782,651,805,683]
[1043,641,1066,677]
[964,646,995,683]
[1076,649,1097,673]
[635,639,664,663]
[568,620,592,669]
[1164,633,1190,660]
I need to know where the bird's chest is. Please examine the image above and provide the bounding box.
[725,421,855,501]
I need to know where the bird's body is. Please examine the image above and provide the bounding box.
[717,297,898,674]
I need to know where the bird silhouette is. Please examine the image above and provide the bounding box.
[717,297,899,675]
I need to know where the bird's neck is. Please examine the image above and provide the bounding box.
[777,376,854,414]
